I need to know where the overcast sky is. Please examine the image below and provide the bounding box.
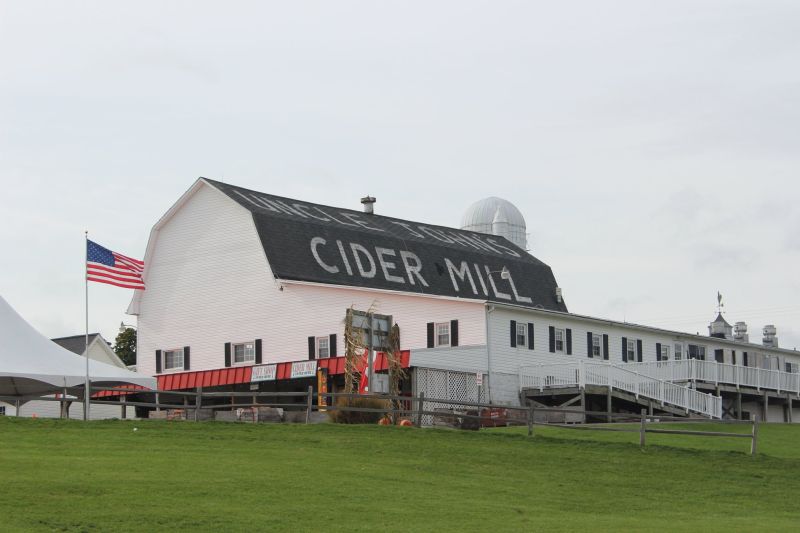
[1,1,799,350]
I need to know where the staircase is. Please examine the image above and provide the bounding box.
[519,361,722,419]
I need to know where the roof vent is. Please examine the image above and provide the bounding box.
[361,196,376,214]
[763,325,778,348]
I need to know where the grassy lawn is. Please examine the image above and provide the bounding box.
[1,417,799,532]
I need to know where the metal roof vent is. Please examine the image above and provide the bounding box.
[361,196,376,214]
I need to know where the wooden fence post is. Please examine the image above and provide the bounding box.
[121,394,127,419]
[751,414,759,456]
[527,405,534,437]
[195,386,202,422]
[416,392,425,428]
[305,385,313,424]
[640,409,647,449]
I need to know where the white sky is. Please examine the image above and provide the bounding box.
[1,1,799,350]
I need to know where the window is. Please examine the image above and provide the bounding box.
[786,362,799,374]
[688,344,706,360]
[674,343,683,361]
[0,405,5,416]
[164,349,184,370]
[627,339,636,362]
[232,342,256,365]
[554,329,565,352]
[592,334,601,357]
[516,323,527,348]
[317,337,330,359]
[660,345,670,361]
[436,322,451,347]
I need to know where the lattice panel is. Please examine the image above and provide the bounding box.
[414,367,486,426]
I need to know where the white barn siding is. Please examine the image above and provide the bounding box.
[411,345,488,374]
[488,306,800,375]
[135,182,486,376]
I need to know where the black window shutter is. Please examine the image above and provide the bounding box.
[329,334,338,357]
[427,322,435,348]
[587,332,593,358]
[155,350,162,374]
[732,350,736,366]
[308,336,316,360]
[183,346,190,371]
[224,342,231,367]
[566,329,573,355]
[656,343,662,362]
[743,352,748,366]
[450,320,459,347]
[637,339,643,362]
[622,337,628,362]
[510,320,517,348]
[255,339,262,364]
[603,334,609,360]
[527,323,534,350]
[714,349,724,363]
[548,326,556,353]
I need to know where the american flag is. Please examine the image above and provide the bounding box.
[86,240,145,290]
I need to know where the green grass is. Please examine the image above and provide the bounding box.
[1,418,799,532]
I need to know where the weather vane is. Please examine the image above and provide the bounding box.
[717,292,724,314]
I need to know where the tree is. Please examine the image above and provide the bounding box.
[114,327,137,366]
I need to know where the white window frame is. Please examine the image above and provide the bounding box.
[626,339,636,362]
[163,348,184,371]
[435,322,451,347]
[317,336,330,359]
[0,405,5,416]
[592,334,601,358]
[674,342,683,361]
[232,341,256,365]
[554,329,565,353]
[516,323,527,348]
[660,345,670,361]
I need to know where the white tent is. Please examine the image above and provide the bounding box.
[0,295,155,397]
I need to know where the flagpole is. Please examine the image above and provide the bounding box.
[85,231,90,421]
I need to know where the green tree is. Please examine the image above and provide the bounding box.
[114,327,137,366]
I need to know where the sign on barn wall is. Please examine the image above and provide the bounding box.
[251,364,277,382]
[291,360,318,379]
[207,179,567,312]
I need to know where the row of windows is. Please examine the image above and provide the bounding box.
[507,321,799,369]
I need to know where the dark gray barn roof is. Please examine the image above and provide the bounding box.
[206,179,568,312]
[52,334,102,355]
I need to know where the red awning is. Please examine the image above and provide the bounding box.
[156,350,411,391]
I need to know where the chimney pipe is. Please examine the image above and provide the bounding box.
[361,195,376,214]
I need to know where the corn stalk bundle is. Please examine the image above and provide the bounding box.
[387,323,406,418]
[343,307,363,394]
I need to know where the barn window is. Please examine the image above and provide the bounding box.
[554,329,565,352]
[688,344,706,360]
[592,334,601,357]
[626,340,636,362]
[233,342,255,364]
[516,323,527,348]
[317,337,330,359]
[0,405,5,416]
[436,322,451,347]
[164,349,184,370]
[660,345,670,361]
[674,343,683,360]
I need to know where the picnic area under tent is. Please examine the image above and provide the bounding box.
[0,295,155,403]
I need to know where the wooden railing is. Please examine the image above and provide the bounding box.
[519,361,722,419]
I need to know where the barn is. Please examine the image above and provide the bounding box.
[128,178,800,423]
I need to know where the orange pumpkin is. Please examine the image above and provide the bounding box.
[378,416,392,425]
[398,419,413,427]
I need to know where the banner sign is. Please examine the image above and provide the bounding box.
[251,364,277,382]
[209,180,567,312]
[317,368,329,410]
[291,360,318,379]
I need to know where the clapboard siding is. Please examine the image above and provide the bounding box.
[136,182,486,376]
[487,307,800,375]
[411,345,488,373]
